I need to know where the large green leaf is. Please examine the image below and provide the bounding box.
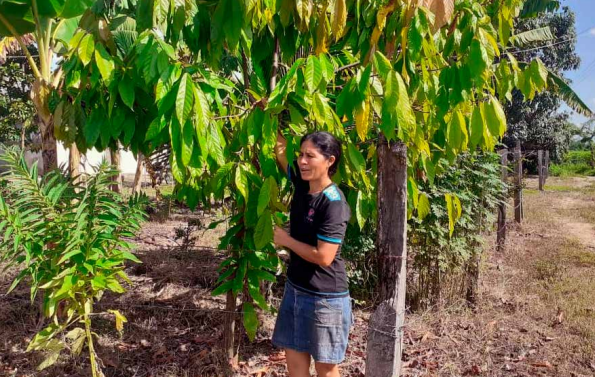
[78,33,95,66]
[60,0,94,18]
[469,39,488,78]
[510,26,554,47]
[176,73,194,125]
[242,302,258,341]
[546,70,594,117]
[94,43,114,83]
[254,210,273,250]
[347,143,365,173]
[484,96,507,138]
[0,2,35,36]
[235,165,249,201]
[305,55,322,92]
[118,75,135,109]
[53,17,80,47]
[257,177,273,217]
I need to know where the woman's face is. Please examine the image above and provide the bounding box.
[298,140,335,182]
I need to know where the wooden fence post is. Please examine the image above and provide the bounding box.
[538,150,544,191]
[366,138,407,377]
[514,141,523,223]
[544,150,550,183]
[496,149,508,252]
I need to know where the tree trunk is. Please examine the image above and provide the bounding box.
[544,150,550,182]
[496,149,508,253]
[224,291,239,368]
[109,147,122,193]
[69,144,81,183]
[366,138,407,377]
[513,140,523,224]
[39,118,57,175]
[132,154,144,194]
[538,150,544,191]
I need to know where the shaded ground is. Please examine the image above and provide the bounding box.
[1,176,595,376]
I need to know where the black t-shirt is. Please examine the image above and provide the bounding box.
[286,161,351,295]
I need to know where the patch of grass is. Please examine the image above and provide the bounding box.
[531,239,595,345]
[550,151,595,177]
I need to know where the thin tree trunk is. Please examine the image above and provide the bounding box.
[224,291,239,368]
[69,144,81,183]
[544,150,550,182]
[132,154,144,194]
[366,138,407,377]
[20,123,26,151]
[538,150,544,191]
[109,147,122,193]
[496,149,508,252]
[514,140,523,223]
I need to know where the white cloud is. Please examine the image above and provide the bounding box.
[590,28,595,36]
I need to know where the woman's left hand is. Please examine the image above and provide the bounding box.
[274,226,291,248]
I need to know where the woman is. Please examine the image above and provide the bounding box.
[272,131,352,377]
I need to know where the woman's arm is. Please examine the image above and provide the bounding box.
[274,133,289,174]
[274,227,339,267]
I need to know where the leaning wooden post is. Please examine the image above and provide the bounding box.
[366,138,407,377]
[538,150,544,191]
[496,148,508,252]
[513,141,523,223]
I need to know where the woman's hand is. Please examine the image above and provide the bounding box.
[274,226,291,248]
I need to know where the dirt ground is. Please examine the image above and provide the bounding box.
[1,176,595,376]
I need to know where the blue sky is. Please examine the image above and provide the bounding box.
[563,0,595,125]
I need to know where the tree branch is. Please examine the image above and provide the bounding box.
[270,38,280,92]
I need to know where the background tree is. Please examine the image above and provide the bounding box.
[0,60,36,147]
[0,0,94,172]
[503,6,590,160]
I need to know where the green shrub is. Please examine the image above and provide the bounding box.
[550,150,595,177]
[0,148,147,376]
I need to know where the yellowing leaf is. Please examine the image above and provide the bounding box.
[108,309,128,333]
[331,0,347,40]
[418,193,431,220]
[355,98,370,141]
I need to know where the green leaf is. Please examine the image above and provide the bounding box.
[469,39,488,78]
[470,106,484,149]
[312,93,327,125]
[78,34,95,66]
[84,110,102,145]
[530,58,548,90]
[547,69,593,117]
[235,165,249,201]
[510,26,554,47]
[118,75,135,110]
[211,279,234,296]
[356,191,366,229]
[181,120,194,166]
[176,73,195,125]
[484,96,507,139]
[254,210,273,250]
[418,193,430,220]
[242,302,258,341]
[60,0,95,18]
[94,43,114,83]
[347,143,365,173]
[305,55,322,92]
[393,71,415,134]
[257,177,274,217]
[36,339,64,371]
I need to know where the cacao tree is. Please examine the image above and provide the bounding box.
[54,0,577,363]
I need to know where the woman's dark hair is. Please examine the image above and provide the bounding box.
[300,131,342,177]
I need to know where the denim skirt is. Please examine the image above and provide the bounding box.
[271,281,352,364]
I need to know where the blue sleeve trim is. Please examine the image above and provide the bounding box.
[317,234,342,244]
